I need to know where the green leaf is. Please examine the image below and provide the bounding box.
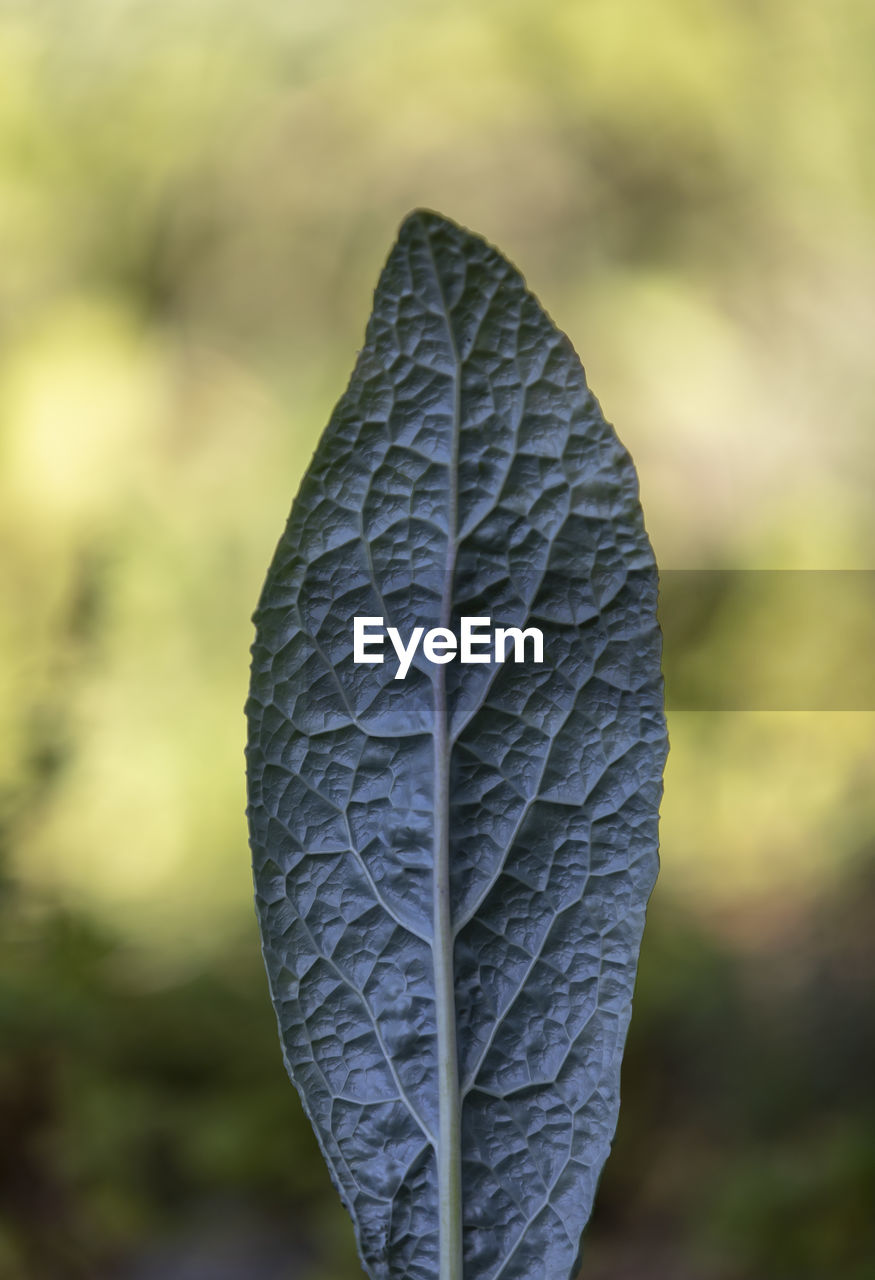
[245,210,667,1280]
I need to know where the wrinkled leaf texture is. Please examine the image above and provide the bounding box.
[246,211,667,1280]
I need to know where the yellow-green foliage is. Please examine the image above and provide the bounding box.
[2,0,872,967]
[0,9,874,1274]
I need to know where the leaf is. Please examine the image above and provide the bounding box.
[245,210,667,1280]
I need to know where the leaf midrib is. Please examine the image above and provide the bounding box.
[420,217,464,1280]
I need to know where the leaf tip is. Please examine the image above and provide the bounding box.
[396,207,462,244]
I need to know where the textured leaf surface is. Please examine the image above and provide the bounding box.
[245,211,667,1280]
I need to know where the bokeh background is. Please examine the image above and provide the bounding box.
[1,1,873,1277]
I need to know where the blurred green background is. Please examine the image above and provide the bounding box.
[1,1,873,1277]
